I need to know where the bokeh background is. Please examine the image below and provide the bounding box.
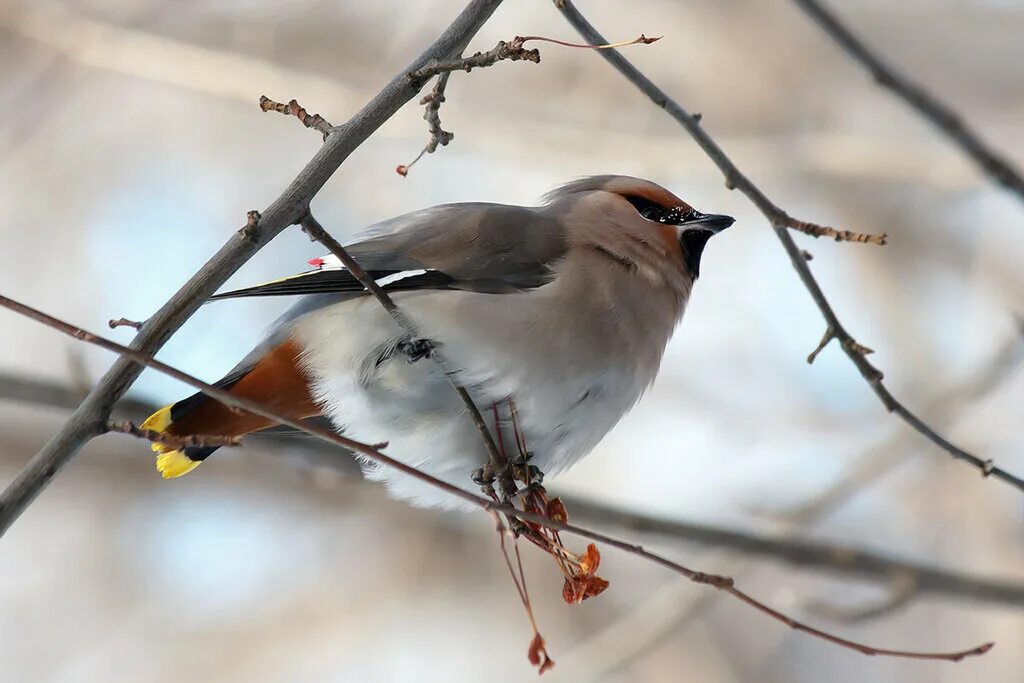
[1,0,1022,681]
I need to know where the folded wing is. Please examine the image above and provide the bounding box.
[211,203,567,300]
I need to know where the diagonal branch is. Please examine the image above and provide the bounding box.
[792,0,1024,206]
[554,0,1024,494]
[1,370,1019,611]
[1,372,1019,610]
[0,293,993,663]
[0,0,507,538]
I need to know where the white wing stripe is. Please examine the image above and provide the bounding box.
[374,269,428,287]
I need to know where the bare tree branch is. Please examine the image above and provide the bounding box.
[792,0,1024,206]
[554,0,1024,494]
[106,419,242,451]
[1,370,1019,611]
[107,317,144,330]
[0,294,993,662]
[561,497,1024,608]
[547,326,1024,677]
[0,374,149,416]
[397,73,453,177]
[0,1,1013,665]
[772,318,1024,525]
[0,0,508,538]
[408,36,541,83]
[398,32,659,177]
[258,96,334,138]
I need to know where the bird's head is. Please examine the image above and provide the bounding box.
[544,175,734,281]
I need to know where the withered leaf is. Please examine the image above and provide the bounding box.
[547,497,568,524]
[582,575,610,600]
[562,577,583,604]
[579,543,601,575]
[528,633,555,674]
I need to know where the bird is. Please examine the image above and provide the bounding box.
[140,175,733,507]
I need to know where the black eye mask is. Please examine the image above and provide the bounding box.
[624,196,699,225]
[623,195,734,279]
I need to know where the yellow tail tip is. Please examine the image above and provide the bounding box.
[140,405,175,454]
[156,450,201,479]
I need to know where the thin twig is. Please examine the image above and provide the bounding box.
[408,32,661,82]
[409,36,541,82]
[555,0,1024,493]
[107,317,143,330]
[107,419,242,450]
[788,216,887,245]
[298,213,516,500]
[420,74,454,150]
[0,294,995,663]
[400,32,659,176]
[0,0,507,538]
[560,496,1024,608]
[516,34,660,50]
[806,325,835,364]
[258,95,334,138]
[491,510,556,674]
[397,73,453,177]
[763,319,1024,528]
[792,0,1024,206]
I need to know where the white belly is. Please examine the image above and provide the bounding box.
[290,286,669,508]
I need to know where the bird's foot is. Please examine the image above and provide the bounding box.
[511,465,544,498]
[472,462,499,501]
[471,462,495,486]
[509,449,534,466]
[397,337,437,363]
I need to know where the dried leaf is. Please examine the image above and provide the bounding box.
[528,633,555,674]
[562,567,610,604]
[562,577,582,604]
[579,543,601,575]
[581,575,610,600]
[547,497,568,524]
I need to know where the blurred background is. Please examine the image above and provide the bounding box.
[1,0,1022,681]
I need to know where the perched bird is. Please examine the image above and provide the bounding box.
[141,176,733,507]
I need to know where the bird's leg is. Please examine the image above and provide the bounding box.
[510,468,544,498]
[482,400,607,601]
[506,400,544,497]
[471,402,518,504]
[500,398,609,602]
[471,462,497,501]
[396,337,437,363]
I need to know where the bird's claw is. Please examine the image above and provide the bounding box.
[509,450,535,466]
[398,337,437,363]
[472,463,495,486]
[510,463,544,498]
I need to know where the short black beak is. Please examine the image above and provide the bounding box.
[682,212,735,234]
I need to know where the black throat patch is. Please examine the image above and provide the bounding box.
[680,230,714,279]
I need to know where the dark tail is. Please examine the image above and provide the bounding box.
[140,338,320,478]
